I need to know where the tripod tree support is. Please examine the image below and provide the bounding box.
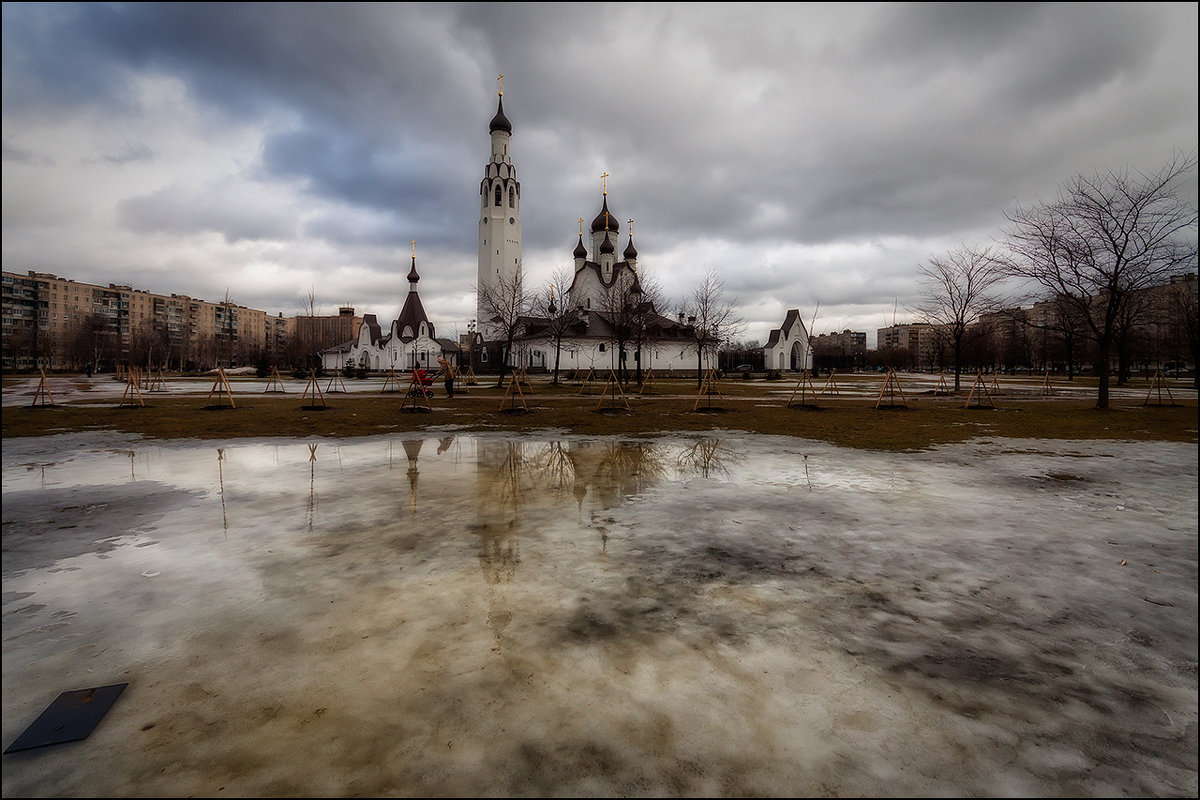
[874,369,908,409]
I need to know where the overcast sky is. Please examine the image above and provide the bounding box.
[3,2,1197,344]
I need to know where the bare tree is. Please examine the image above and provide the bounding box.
[1047,294,1087,380]
[625,266,667,386]
[301,287,320,372]
[680,270,745,387]
[528,267,579,385]
[916,245,1006,391]
[477,265,530,386]
[220,289,236,368]
[1004,154,1197,408]
[1164,276,1199,388]
[595,266,643,384]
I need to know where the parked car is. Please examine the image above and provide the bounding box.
[735,363,753,372]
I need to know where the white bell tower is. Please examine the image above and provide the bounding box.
[477,75,522,338]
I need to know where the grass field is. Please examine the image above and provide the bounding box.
[4,371,1196,450]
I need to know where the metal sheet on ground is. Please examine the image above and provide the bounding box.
[4,684,128,754]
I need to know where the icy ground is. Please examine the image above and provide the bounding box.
[2,432,1196,796]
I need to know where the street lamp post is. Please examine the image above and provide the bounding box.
[467,319,476,373]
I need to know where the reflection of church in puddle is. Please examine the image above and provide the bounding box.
[468,438,681,643]
[399,436,737,645]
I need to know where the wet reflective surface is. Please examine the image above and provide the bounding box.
[3,432,1197,796]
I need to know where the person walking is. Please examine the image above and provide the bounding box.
[437,356,455,398]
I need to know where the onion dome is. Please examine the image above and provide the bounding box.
[489,96,512,134]
[590,196,620,233]
[599,233,615,255]
[623,236,638,260]
[407,256,420,284]
[573,235,587,259]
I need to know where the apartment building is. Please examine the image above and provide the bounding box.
[1,269,303,371]
[287,306,362,358]
[875,322,939,370]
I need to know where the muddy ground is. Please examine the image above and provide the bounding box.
[2,431,1196,796]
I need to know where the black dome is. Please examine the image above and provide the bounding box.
[623,236,638,260]
[407,256,420,283]
[573,235,587,258]
[489,96,512,134]
[590,196,619,233]
[599,233,615,254]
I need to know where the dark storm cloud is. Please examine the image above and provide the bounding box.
[2,140,55,166]
[99,142,154,165]
[2,2,1195,338]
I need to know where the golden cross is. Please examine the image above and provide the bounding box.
[578,218,583,236]
[497,74,503,96]
[601,172,608,195]
[411,240,416,258]
[628,219,634,238]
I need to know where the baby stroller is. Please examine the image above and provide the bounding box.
[407,368,435,398]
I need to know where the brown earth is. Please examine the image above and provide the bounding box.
[4,375,1196,451]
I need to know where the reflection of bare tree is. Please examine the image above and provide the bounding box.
[674,437,743,480]
[306,443,318,531]
[590,440,666,505]
[525,441,577,500]
[217,448,228,532]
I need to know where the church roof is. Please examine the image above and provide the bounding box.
[599,232,615,254]
[765,309,807,350]
[394,257,433,339]
[489,96,512,134]
[781,309,807,337]
[395,293,430,338]
[517,306,693,344]
[623,236,638,260]
[573,258,639,290]
[573,234,587,259]
[590,196,620,233]
[360,313,383,346]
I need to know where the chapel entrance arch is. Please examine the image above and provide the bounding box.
[790,341,807,371]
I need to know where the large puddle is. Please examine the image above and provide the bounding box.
[3,432,1196,796]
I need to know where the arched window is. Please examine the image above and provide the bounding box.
[508,187,515,208]
[494,184,502,206]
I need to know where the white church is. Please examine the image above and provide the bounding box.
[320,246,460,374]
[474,87,700,375]
[764,310,812,372]
[326,81,813,377]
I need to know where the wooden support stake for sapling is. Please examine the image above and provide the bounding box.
[963,371,996,409]
[874,369,908,409]
[31,368,56,408]
[787,370,819,408]
[693,368,725,411]
[595,370,631,411]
